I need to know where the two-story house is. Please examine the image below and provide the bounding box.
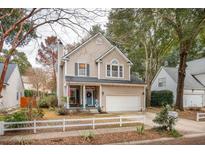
[56,33,146,112]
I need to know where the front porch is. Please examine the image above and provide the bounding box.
[64,84,102,110]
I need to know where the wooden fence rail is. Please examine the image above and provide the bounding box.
[196,113,205,121]
[0,115,145,135]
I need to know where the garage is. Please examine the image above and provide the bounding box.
[183,94,203,107]
[106,95,141,112]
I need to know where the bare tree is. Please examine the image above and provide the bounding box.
[26,68,48,96]
[0,8,107,98]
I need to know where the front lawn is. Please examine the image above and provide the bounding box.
[42,109,143,120]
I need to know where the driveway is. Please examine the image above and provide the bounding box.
[144,112,205,134]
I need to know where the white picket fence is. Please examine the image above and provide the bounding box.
[196,113,205,121]
[0,115,145,135]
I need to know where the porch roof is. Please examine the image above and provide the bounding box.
[65,75,145,85]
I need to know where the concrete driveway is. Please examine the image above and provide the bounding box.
[145,112,205,134]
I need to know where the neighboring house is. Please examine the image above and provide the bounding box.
[22,76,34,90]
[151,58,205,108]
[22,76,51,94]
[0,63,24,109]
[56,33,146,112]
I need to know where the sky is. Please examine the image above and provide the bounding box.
[17,11,109,68]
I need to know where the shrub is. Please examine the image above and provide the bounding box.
[24,89,35,97]
[38,95,57,108]
[153,104,177,131]
[47,95,57,107]
[56,106,68,115]
[81,131,95,141]
[14,137,31,145]
[151,90,173,107]
[5,110,28,122]
[4,110,29,128]
[38,98,49,108]
[31,108,44,119]
[136,124,145,135]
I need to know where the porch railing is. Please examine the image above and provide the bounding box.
[0,115,145,135]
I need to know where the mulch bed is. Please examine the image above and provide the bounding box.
[0,129,169,145]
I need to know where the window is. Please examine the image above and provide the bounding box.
[158,78,166,87]
[78,63,87,76]
[106,59,123,78]
[112,65,118,77]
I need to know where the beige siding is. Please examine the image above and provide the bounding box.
[100,48,130,80]
[101,85,145,112]
[65,35,112,77]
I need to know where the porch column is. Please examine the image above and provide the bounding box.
[99,85,102,108]
[66,84,70,109]
[83,85,86,109]
[80,85,83,106]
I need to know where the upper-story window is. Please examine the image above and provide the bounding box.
[106,59,123,78]
[158,77,166,87]
[78,63,87,76]
[75,63,90,77]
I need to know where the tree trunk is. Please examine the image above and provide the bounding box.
[175,40,190,111]
[146,80,152,107]
[0,55,11,98]
[52,63,57,92]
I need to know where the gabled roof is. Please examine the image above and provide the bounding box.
[0,63,17,84]
[96,46,133,65]
[163,67,205,90]
[62,32,111,59]
[186,57,205,75]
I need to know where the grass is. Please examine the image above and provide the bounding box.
[42,108,144,120]
[0,115,5,121]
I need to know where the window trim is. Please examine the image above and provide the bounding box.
[77,63,87,77]
[158,77,166,87]
[106,59,124,79]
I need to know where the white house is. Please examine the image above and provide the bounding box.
[151,58,205,108]
[0,63,24,110]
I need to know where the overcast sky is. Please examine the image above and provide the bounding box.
[17,12,108,68]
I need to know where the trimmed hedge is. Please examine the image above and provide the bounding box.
[24,89,34,97]
[151,90,173,107]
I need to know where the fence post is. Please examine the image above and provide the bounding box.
[120,116,122,127]
[196,113,199,122]
[33,119,36,134]
[0,121,4,136]
[92,118,95,129]
[63,119,66,132]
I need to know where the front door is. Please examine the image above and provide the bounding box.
[86,89,94,106]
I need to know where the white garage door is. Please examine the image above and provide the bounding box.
[106,96,141,112]
[183,95,203,107]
